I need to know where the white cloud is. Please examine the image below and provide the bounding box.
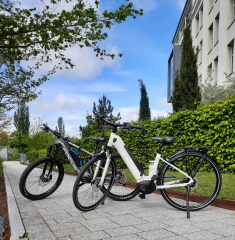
[113,107,139,123]
[29,93,85,115]
[132,0,159,12]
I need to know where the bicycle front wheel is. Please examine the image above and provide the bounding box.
[102,153,140,201]
[158,151,222,211]
[73,156,116,211]
[19,157,64,200]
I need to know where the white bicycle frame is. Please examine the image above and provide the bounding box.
[98,132,194,188]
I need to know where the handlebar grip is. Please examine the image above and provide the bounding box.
[129,125,143,129]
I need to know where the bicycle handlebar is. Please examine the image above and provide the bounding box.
[94,112,143,130]
[42,123,76,143]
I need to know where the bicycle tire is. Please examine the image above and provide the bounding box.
[73,156,116,211]
[100,153,140,201]
[158,151,222,211]
[19,157,64,200]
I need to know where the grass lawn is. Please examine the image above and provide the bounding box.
[62,165,235,201]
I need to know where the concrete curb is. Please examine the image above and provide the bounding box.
[3,167,27,240]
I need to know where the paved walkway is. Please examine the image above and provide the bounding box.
[3,161,235,240]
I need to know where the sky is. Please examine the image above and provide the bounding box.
[9,0,187,138]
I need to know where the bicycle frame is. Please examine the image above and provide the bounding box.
[51,138,95,175]
[98,132,194,189]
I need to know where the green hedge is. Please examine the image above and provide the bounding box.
[74,98,235,173]
[28,149,48,164]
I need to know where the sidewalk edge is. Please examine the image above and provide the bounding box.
[3,166,26,240]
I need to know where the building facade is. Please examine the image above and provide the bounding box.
[167,0,235,103]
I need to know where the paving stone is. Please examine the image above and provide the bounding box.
[105,233,143,240]
[49,221,84,231]
[209,226,235,237]
[22,216,45,227]
[83,221,120,232]
[182,229,224,240]
[107,214,148,227]
[136,229,176,239]
[166,224,204,235]
[104,226,141,237]
[53,225,90,238]
[161,237,188,240]
[135,222,169,231]
[27,230,57,240]
[82,211,112,220]
[70,230,110,240]
[20,211,41,219]
[58,237,72,240]
[160,218,194,227]
[24,223,50,233]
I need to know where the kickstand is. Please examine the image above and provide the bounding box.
[186,185,191,219]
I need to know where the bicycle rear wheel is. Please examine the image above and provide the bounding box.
[73,156,116,211]
[19,157,64,200]
[158,151,222,211]
[101,153,140,201]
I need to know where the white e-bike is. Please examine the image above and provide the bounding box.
[73,113,222,219]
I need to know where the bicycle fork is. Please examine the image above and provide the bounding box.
[91,152,111,187]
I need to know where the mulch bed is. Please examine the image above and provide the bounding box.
[0,168,11,240]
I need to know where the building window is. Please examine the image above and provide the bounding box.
[229,0,235,26]
[208,63,213,83]
[209,0,214,12]
[214,57,218,82]
[232,45,234,73]
[170,57,173,96]
[215,14,219,44]
[199,6,203,28]
[234,0,235,21]
[200,41,203,63]
[195,13,199,36]
[208,24,213,51]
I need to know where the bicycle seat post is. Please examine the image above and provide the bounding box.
[93,141,98,154]
[157,143,164,154]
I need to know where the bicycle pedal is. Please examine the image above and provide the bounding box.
[138,193,145,199]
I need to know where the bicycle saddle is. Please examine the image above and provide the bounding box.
[151,137,175,143]
[89,137,107,142]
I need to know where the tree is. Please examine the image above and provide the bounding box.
[56,117,65,136]
[172,70,182,112]
[138,79,151,121]
[0,132,9,146]
[29,116,55,151]
[8,131,29,153]
[0,107,12,133]
[0,0,143,112]
[13,100,30,135]
[199,72,235,106]
[79,94,121,137]
[172,23,201,112]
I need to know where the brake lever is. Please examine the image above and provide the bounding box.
[131,129,139,133]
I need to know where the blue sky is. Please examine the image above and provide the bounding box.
[10,0,187,138]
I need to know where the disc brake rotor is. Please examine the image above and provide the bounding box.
[115,170,126,185]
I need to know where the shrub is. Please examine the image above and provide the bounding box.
[8,148,20,160]
[77,98,235,173]
[27,151,39,164]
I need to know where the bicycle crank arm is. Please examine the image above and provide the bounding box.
[186,185,191,219]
